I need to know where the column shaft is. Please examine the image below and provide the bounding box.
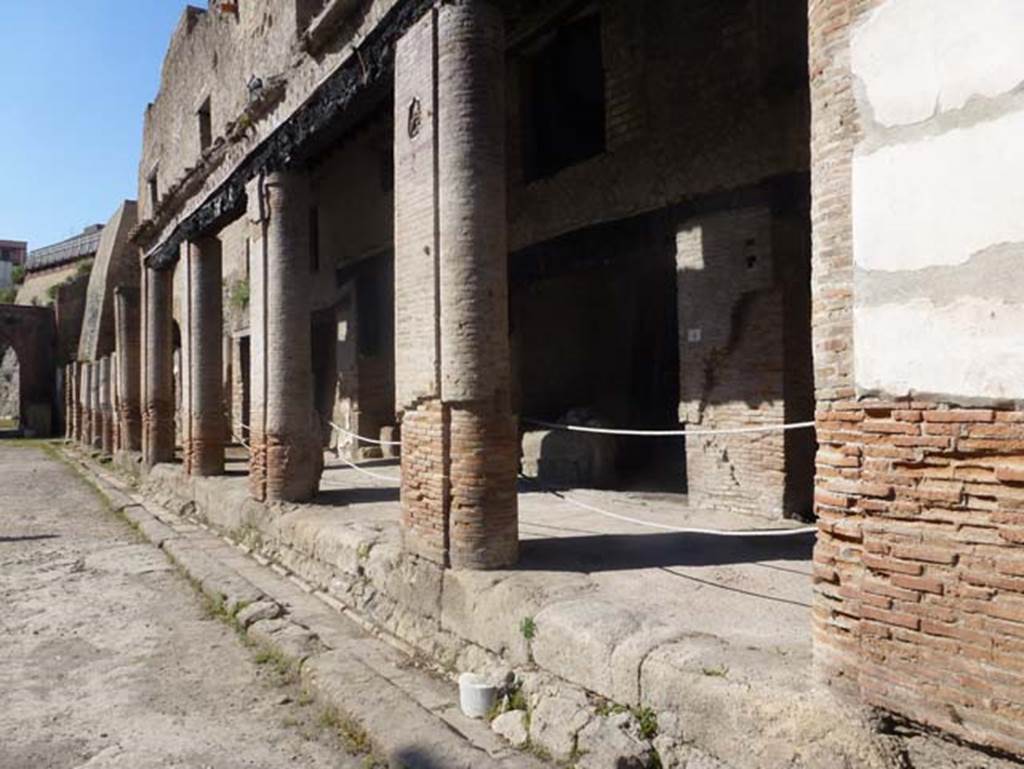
[63,365,71,440]
[114,287,142,451]
[248,171,323,501]
[394,1,517,569]
[80,363,92,447]
[186,237,225,476]
[100,356,114,455]
[143,268,175,466]
[90,361,102,450]
[69,362,79,443]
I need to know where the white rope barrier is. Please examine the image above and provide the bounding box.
[333,454,401,484]
[537,486,817,537]
[327,420,402,447]
[523,418,816,438]
[231,423,252,452]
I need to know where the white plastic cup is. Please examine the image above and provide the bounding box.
[458,672,498,719]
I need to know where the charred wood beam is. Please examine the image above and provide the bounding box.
[144,0,434,271]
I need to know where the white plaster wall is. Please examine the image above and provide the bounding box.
[852,0,1024,127]
[853,110,1024,272]
[855,299,1024,401]
[851,0,1024,402]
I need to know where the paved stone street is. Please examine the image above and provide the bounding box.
[0,443,361,769]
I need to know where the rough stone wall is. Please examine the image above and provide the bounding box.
[810,0,1024,756]
[138,0,400,241]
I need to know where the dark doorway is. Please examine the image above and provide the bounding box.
[239,335,251,442]
[311,311,338,447]
[511,214,685,493]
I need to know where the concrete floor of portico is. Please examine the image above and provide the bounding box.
[213,447,815,666]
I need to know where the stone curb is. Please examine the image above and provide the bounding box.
[57,445,548,769]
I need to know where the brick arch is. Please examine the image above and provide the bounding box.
[0,306,57,437]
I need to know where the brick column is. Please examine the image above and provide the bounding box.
[143,267,175,466]
[248,171,323,502]
[100,356,114,455]
[395,1,518,570]
[185,237,225,476]
[111,353,121,452]
[62,364,70,440]
[69,362,79,443]
[90,360,102,450]
[114,287,142,452]
[80,362,91,447]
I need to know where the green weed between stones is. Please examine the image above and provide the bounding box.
[318,706,388,767]
[701,664,729,678]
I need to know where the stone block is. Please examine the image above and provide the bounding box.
[441,570,589,666]
[490,710,528,748]
[528,687,593,762]
[521,428,618,488]
[531,598,671,703]
[575,716,650,769]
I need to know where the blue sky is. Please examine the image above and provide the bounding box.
[0,2,185,251]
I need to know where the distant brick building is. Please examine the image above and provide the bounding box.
[0,239,27,290]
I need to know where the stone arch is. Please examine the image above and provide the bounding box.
[0,306,57,437]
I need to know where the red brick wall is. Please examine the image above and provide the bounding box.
[809,0,1024,755]
[400,399,449,565]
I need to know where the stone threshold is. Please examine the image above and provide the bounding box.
[80,449,904,769]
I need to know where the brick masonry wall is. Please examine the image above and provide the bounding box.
[54,275,89,365]
[400,399,448,565]
[678,208,786,517]
[809,0,1024,755]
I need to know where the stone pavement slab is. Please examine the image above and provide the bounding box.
[0,443,364,769]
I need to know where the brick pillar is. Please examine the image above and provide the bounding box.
[248,171,323,502]
[69,362,79,443]
[80,362,91,447]
[114,287,142,452]
[100,356,114,455]
[62,364,71,440]
[185,236,225,476]
[143,267,175,466]
[111,353,121,452]
[394,1,518,570]
[90,359,102,450]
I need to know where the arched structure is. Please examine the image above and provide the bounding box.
[0,305,56,437]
